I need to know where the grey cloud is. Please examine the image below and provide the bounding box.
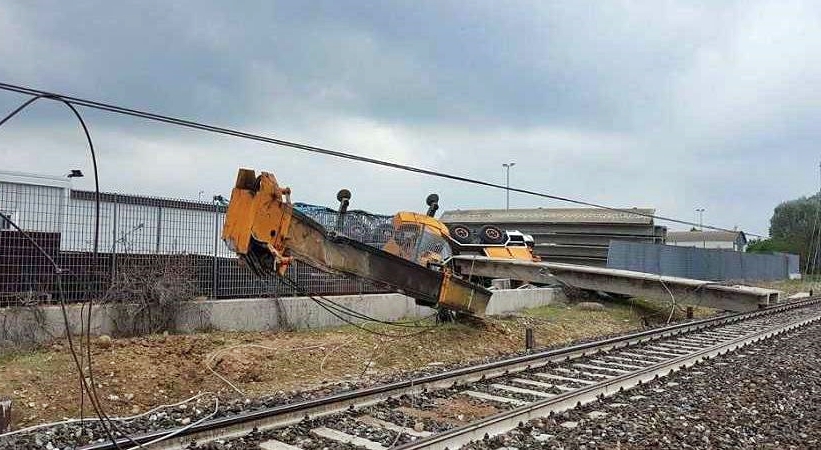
[1,0,820,236]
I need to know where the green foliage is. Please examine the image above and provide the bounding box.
[746,238,785,253]
[765,194,821,270]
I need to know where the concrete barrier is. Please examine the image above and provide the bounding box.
[0,287,563,346]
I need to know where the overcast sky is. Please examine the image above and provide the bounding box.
[1,1,819,236]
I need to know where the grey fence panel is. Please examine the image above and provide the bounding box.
[607,241,797,281]
[0,187,388,307]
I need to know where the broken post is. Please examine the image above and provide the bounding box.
[525,328,534,351]
[0,398,11,433]
[686,306,694,319]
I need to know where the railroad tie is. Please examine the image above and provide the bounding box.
[311,427,388,450]
[259,440,304,450]
[463,390,528,406]
[491,383,555,398]
[510,377,557,390]
[572,363,628,374]
[602,355,656,366]
[588,359,645,370]
[357,415,433,437]
[531,373,597,385]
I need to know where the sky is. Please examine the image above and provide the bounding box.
[1,1,819,237]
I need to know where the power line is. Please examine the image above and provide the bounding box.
[0,81,764,238]
[0,96,126,449]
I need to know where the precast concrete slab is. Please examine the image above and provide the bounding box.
[452,256,781,312]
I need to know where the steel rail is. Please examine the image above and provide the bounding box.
[396,305,821,449]
[80,297,821,450]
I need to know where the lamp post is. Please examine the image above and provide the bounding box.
[695,208,705,248]
[502,162,515,210]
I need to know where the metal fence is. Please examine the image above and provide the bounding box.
[606,241,801,281]
[0,183,388,307]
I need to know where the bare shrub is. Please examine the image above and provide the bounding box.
[102,255,196,336]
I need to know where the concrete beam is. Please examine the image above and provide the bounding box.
[452,256,780,312]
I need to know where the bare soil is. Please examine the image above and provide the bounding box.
[0,298,711,429]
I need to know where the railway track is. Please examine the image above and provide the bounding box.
[82,297,821,450]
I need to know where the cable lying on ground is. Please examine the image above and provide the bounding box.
[0,392,213,439]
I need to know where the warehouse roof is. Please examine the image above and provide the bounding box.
[667,230,746,243]
[71,190,228,213]
[439,208,655,225]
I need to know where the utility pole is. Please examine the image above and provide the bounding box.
[811,161,821,275]
[695,208,705,248]
[503,162,515,210]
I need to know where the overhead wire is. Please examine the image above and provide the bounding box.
[280,276,434,338]
[0,81,764,238]
[0,97,124,448]
[0,213,124,448]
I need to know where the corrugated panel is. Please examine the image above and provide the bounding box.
[607,241,796,281]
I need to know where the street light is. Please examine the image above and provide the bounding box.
[502,162,516,210]
[695,208,706,248]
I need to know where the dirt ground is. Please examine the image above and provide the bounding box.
[0,297,710,429]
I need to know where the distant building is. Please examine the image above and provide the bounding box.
[0,170,228,257]
[440,207,666,267]
[666,230,747,251]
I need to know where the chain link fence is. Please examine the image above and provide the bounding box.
[0,182,388,307]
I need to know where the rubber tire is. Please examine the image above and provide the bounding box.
[449,224,473,244]
[479,225,506,244]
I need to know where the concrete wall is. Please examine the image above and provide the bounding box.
[0,287,563,346]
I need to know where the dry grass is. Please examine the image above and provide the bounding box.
[751,278,821,296]
[0,297,711,428]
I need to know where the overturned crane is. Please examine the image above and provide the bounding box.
[221,168,503,316]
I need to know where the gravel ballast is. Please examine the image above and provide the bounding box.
[465,322,821,450]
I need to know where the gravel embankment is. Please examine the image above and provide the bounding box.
[466,322,821,450]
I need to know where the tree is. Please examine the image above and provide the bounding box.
[762,194,821,271]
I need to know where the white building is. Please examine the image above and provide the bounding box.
[0,170,230,257]
[666,230,748,251]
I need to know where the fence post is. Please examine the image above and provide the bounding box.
[155,206,163,253]
[525,328,534,351]
[111,194,118,283]
[212,203,219,298]
[0,398,10,433]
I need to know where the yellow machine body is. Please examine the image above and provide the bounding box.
[482,245,538,261]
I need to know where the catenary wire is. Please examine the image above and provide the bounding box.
[0,81,764,238]
[281,276,433,338]
[0,212,125,449]
[0,97,125,448]
[279,273,438,327]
